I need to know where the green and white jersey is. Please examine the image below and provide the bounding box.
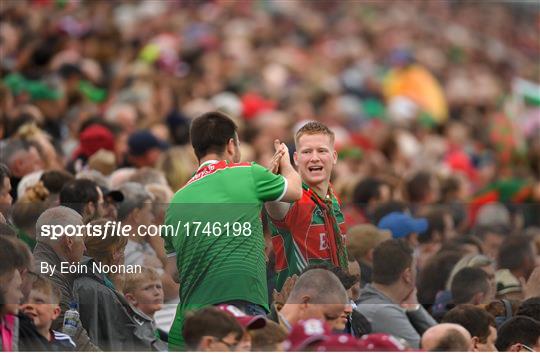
[163,160,286,350]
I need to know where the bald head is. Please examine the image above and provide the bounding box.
[287,269,348,305]
[421,323,472,352]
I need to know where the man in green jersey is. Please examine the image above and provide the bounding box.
[266,121,349,292]
[163,111,301,350]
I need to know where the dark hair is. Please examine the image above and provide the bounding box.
[497,236,534,271]
[443,235,483,254]
[429,328,471,352]
[417,251,463,307]
[443,304,496,343]
[59,179,100,215]
[352,177,385,209]
[40,170,74,194]
[183,306,243,350]
[371,201,408,225]
[190,111,238,160]
[419,208,449,244]
[451,267,490,304]
[0,236,18,278]
[405,171,433,203]
[372,239,413,285]
[495,316,540,351]
[517,297,540,322]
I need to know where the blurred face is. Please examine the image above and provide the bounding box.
[482,233,504,260]
[328,303,352,331]
[126,279,164,317]
[294,134,337,189]
[136,202,155,226]
[15,147,44,177]
[65,235,86,263]
[303,303,346,327]
[20,289,60,332]
[1,269,23,315]
[476,326,497,352]
[201,332,240,352]
[0,176,12,205]
[234,332,251,352]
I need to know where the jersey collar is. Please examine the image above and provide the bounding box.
[197,160,220,171]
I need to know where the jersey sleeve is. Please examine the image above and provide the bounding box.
[251,162,287,202]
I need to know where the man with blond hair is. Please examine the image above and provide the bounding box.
[266,121,348,292]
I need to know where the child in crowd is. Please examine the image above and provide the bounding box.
[20,275,76,351]
[123,266,166,341]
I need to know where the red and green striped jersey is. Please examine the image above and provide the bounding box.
[269,184,348,291]
[163,160,287,350]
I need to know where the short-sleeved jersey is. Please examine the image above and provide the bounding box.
[269,186,347,291]
[163,160,286,350]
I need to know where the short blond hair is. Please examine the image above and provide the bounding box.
[123,266,161,294]
[32,275,61,304]
[294,121,335,145]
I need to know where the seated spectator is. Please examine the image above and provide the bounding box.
[0,236,24,351]
[420,323,472,352]
[356,239,436,348]
[249,319,288,351]
[217,305,267,351]
[126,131,169,168]
[517,297,540,322]
[443,304,497,351]
[496,235,538,300]
[59,179,104,223]
[275,269,349,332]
[418,250,462,315]
[495,316,540,352]
[20,275,76,350]
[123,267,166,340]
[417,207,456,270]
[33,206,97,351]
[74,218,166,351]
[0,138,43,200]
[344,177,391,226]
[346,224,391,287]
[0,163,13,219]
[12,182,52,250]
[118,182,179,301]
[451,267,493,305]
[377,212,428,248]
[183,306,244,351]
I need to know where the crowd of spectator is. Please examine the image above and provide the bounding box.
[1,0,540,351]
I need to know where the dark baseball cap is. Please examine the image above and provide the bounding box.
[128,131,169,156]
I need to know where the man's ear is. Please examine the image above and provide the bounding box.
[367,249,374,262]
[63,236,74,252]
[199,336,214,351]
[402,266,413,285]
[508,343,522,352]
[226,138,236,158]
[472,292,485,305]
[471,336,480,352]
[84,202,96,218]
[332,149,337,165]
[293,151,298,166]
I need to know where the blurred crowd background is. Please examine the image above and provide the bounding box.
[1,0,540,351]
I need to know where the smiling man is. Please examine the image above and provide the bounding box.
[266,121,348,292]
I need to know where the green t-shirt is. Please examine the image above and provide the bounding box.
[163,160,286,350]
